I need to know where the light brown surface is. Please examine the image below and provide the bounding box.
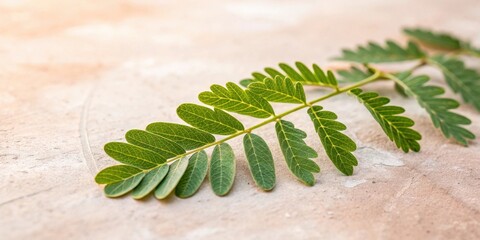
[1,0,480,239]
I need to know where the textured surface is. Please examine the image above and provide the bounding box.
[1,0,480,239]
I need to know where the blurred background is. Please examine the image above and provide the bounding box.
[1,0,479,239]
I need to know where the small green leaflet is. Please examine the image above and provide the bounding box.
[307,106,357,175]
[177,103,244,135]
[209,143,236,196]
[132,164,169,199]
[248,76,306,104]
[146,122,215,150]
[126,129,185,159]
[104,142,165,169]
[239,79,254,88]
[335,41,425,63]
[154,157,189,199]
[175,151,209,198]
[243,133,276,191]
[403,28,462,50]
[427,55,480,111]
[245,62,338,87]
[392,72,475,145]
[350,88,421,152]
[336,67,373,83]
[95,165,144,184]
[199,82,274,118]
[104,172,146,198]
[275,120,319,186]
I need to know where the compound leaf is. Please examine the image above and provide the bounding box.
[350,88,421,152]
[126,129,185,159]
[146,122,215,150]
[132,164,169,199]
[104,142,166,169]
[199,82,274,118]
[209,143,236,196]
[275,120,319,186]
[243,133,276,191]
[175,151,209,198]
[428,55,480,111]
[392,72,475,145]
[154,157,189,199]
[336,41,425,63]
[177,103,244,135]
[95,165,144,184]
[104,172,146,198]
[248,76,306,104]
[403,28,462,50]
[307,106,357,175]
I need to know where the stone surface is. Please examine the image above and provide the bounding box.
[1,0,479,239]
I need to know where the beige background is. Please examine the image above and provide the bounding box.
[1,0,479,239]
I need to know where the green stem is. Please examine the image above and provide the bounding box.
[164,68,382,165]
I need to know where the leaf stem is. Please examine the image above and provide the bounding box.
[164,68,382,164]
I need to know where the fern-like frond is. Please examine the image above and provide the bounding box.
[177,103,244,135]
[335,41,425,63]
[275,120,320,186]
[199,82,274,118]
[403,28,462,50]
[242,62,338,88]
[403,27,480,57]
[248,76,306,104]
[390,72,475,145]
[307,106,357,175]
[350,88,421,152]
[427,55,480,111]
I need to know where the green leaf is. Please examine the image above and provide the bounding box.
[146,122,215,150]
[243,133,276,191]
[392,72,475,145]
[126,129,185,159]
[336,67,373,83]
[131,164,169,199]
[403,28,462,50]
[199,82,274,118]
[427,55,480,111]
[104,172,146,198]
[177,103,244,135]
[95,165,144,184]
[175,151,209,198]
[307,106,357,175]
[350,88,421,152]
[275,120,319,186]
[248,76,306,104]
[335,41,425,63]
[209,143,236,196]
[104,142,166,169]
[246,62,338,87]
[154,157,189,199]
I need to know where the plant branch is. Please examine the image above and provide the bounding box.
[161,68,382,167]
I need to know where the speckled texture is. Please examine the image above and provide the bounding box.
[1,0,479,239]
